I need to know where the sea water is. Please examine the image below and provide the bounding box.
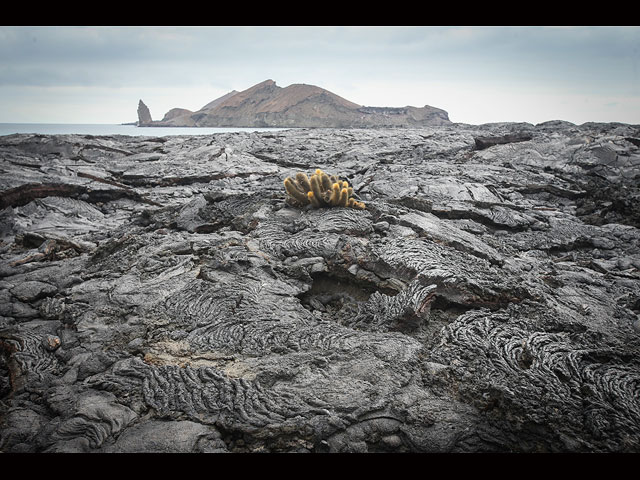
[0,123,290,137]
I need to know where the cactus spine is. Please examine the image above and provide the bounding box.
[284,177,309,205]
[329,183,341,206]
[284,168,365,210]
[320,172,332,191]
[339,188,348,207]
[295,172,311,192]
[308,191,321,207]
[309,174,325,206]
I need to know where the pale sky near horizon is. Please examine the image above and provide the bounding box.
[1,26,639,126]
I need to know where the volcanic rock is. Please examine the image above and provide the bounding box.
[144,80,451,128]
[161,108,194,122]
[137,100,153,126]
[199,90,240,111]
[1,121,640,452]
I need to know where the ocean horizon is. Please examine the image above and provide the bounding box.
[0,123,291,137]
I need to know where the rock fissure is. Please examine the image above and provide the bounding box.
[1,124,640,452]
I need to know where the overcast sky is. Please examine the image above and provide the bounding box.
[1,26,639,125]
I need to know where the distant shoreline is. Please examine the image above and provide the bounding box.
[0,123,291,137]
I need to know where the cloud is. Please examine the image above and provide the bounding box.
[0,26,638,124]
[2,26,637,89]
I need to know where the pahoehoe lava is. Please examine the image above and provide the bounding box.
[1,121,640,452]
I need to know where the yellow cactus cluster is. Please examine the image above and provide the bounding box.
[284,169,365,209]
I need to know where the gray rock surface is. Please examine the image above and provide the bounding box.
[1,121,640,452]
[137,100,153,126]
